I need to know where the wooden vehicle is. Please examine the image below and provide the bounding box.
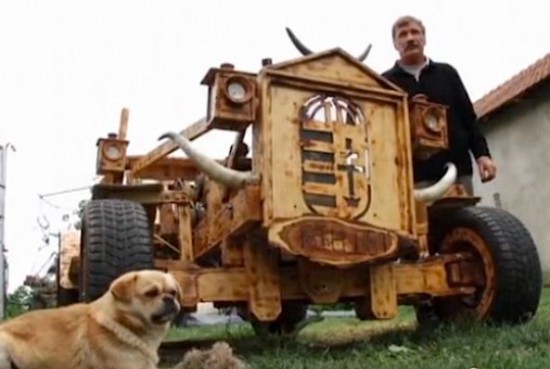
[58,28,542,333]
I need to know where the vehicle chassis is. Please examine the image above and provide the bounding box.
[58,31,542,334]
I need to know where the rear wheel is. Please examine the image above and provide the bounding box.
[417,206,542,326]
[79,199,155,302]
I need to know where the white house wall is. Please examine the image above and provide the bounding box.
[472,83,550,270]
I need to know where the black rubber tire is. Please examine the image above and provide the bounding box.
[418,206,543,325]
[79,199,155,302]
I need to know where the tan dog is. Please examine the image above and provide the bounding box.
[0,269,182,369]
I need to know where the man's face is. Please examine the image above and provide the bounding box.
[392,21,426,62]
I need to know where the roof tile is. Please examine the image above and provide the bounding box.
[474,52,550,120]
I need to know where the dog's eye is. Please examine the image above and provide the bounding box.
[168,289,177,296]
[145,288,159,298]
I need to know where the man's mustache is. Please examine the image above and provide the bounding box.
[405,41,420,50]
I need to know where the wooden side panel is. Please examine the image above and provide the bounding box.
[243,240,281,321]
[370,263,397,319]
[178,206,194,261]
[260,76,416,236]
[59,231,81,289]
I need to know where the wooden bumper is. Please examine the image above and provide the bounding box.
[162,252,475,322]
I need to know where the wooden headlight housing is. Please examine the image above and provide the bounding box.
[201,63,257,131]
[409,100,449,159]
[95,133,129,175]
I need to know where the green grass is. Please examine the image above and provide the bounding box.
[161,288,550,368]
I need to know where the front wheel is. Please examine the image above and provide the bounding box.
[79,199,155,302]
[417,206,542,326]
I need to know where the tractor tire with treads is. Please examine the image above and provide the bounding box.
[79,199,155,302]
[417,206,543,326]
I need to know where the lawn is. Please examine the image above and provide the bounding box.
[161,286,550,369]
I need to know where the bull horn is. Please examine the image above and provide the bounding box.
[357,44,373,62]
[158,131,259,189]
[285,27,313,56]
[285,27,373,61]
[413,163,457,202]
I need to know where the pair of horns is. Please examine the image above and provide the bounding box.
[285,27,372,62]
[159,131,457,204]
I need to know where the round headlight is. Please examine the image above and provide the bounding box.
[104,144,122,160]
[224,76,252,104]
[227,82,247,101]
[424,113,440,132]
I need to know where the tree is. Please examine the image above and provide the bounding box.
[6,286,32,318]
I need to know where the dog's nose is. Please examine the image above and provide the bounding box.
[162,295,179,315]
[163,295,174,303]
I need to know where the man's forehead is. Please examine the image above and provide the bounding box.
[393,16,424,36]
[396,21,422,31]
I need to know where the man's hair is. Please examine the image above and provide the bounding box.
[391,15,425,38]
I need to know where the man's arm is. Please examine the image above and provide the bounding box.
[448,66,491,159]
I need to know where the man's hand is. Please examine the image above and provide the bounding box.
[477,156,497,182]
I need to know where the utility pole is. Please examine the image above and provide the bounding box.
[0,143,16,321]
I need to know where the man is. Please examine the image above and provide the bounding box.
[381,15,497,195]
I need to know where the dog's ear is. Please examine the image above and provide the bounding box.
[110,272,139,302]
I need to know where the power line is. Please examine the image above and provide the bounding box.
[38,185,92,198]
[38,196,77,212]
[36,185,93,213]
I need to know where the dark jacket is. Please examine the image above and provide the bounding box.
[381,60,491,182]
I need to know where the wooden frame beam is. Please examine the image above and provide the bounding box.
[130,117,209,175]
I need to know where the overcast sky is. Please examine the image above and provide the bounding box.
[1,0,549,293]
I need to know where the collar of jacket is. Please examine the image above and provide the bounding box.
[390,57,434,75]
